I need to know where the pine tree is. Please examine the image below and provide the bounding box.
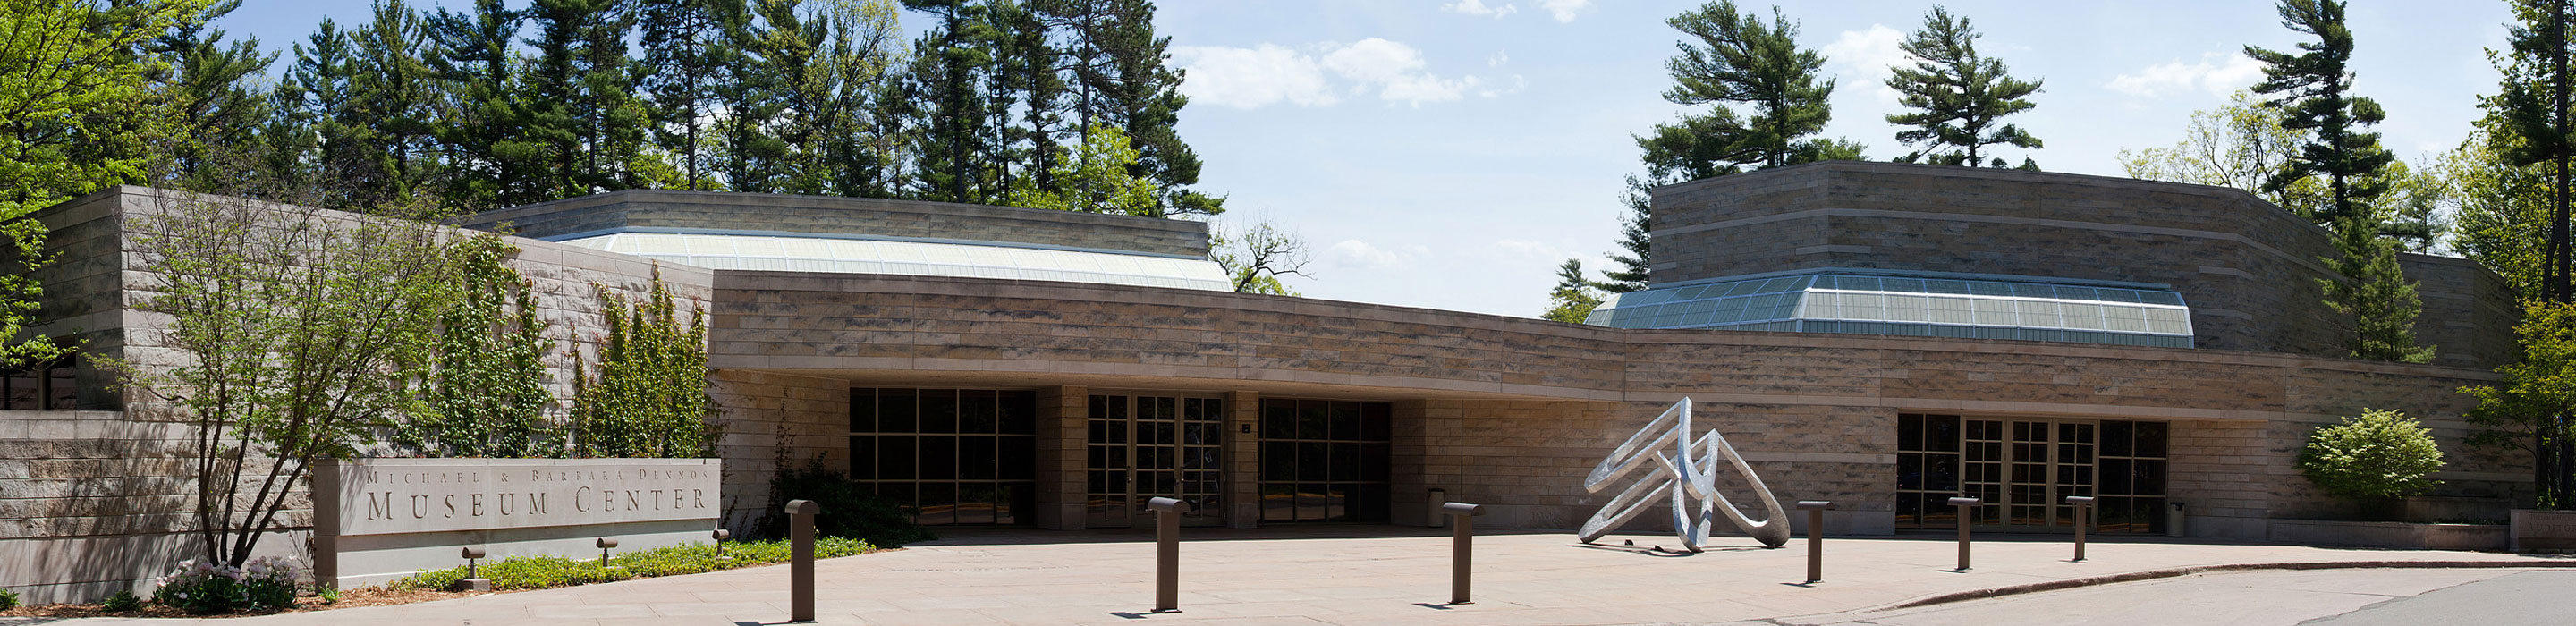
[903,0,1000,203]
[344,0,441,207]
[1658,0,1839,171]
[2320,213,2436,362]
[428,0,545,208]
[2245,0,2397,227]
[2249,0,2428,364]
[1541,259,1606,323]
[818,0,905,198]
[151,0,278,189]
[1884,4,2043,168]
[1052,0,1219,216]
[638,0,727,190]
[284,19,374,207]
[1598,177,1653,293]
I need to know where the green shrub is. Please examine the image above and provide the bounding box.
[389,538,869,592]
[101,589,142,612]
[2299,409,2446,501]
[0,587,18,611]
[760,458,935,546]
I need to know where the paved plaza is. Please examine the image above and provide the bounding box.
[12,527,2571,625]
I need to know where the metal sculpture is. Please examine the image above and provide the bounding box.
[1578,397,1791,551]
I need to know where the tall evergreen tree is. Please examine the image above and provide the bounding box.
[1541,259,1605,324]
[1657,0,1839,172]
[902,0,1001,203]
[150,0,277,188]
[1884,4,2043,168]
[284,19,375,207]
[343,0,441,207]
[638,0,728,190]
[2247,0,2429,364]
[2245,0,2396,227]
[428,0,546,208]
[1050,0,1218,216]
[818,0,905,198]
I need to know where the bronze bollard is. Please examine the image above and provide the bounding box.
[1947,496,1980,571]
[595,537,619,570]
[453,546,492,592]
[787,499,819,623]
[1441,502,1485,605]
[713,528,733,560]
[1147,497,1192,613]
[2064,496,2096,562]
[1795,501,1833,583]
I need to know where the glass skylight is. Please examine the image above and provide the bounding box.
[1584,271,2194,349]
[557,231,1233,291]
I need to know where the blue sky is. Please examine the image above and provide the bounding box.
[224,1,2518,318]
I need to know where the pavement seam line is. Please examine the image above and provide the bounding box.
[1869,560,2576,613]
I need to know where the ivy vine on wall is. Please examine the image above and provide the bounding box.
[571,267,716,458]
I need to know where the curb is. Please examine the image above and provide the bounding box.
[1882,559,2576,611]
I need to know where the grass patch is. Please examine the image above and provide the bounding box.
[390,537,873,592]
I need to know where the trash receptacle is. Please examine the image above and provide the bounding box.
[2165,502,2187,537]
[1428,488,1447,529]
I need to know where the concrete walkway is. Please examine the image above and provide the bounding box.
[17,527,2575,625]
[1759,567,2573,626]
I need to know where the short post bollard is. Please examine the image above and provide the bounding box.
[787,499,818,623]
[1796,501,1833,583]
[1947,496,1980,571]
[595,537,619,570]
[453,546,491,592]
[713,528,733,560]
[1147,496,1191,613]
[2065,495,2096,562]
[1441,502,1484,605]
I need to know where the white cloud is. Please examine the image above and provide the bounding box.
[1823,25,1907,104]
[2106,53,2266,97]
[1170,44,1336,109]
[1178,38,1501,109]
[1326,239,1426,271]
[1442,0,1517,19]
[1487,49,1510,68]
[1478,74,1527,98]
[1535,0,1591,22]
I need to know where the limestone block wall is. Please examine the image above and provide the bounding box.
[1648,162,2514,369]
[456,190,1211,258]
[0,411,308,604]
[707,369,850,533]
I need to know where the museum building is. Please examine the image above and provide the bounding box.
[0,161,2530,602]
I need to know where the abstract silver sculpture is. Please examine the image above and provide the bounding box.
[1578,397,1791,550]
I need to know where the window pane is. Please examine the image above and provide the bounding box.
[849,436,877,479]
[850,388,876,432]
[921,390,959,433]
[1297,402,1328,440]
[1263,401,1296,438]
[880,389,917,433]
[961,436,997,480]
[1298,442,1328,481]
[1330,402,1361,441]
[920,436,958,480]
[918,482,956,526]
[1263,442,1295,481]
[2135,421,2168,458]
[999,436,1034,479]
[1362,402,1393,441]
[962,390,998,434]
[999,391,1037,435]
[879,436,916,479]
[1330,443,1358,481]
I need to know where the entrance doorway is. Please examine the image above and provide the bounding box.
[1085,394,1226,528]
[1896,414,2168,533]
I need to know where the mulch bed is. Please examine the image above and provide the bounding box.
[0,587,509,619]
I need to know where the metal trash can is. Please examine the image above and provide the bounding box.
[1428,488,1448,528]
[2165,502,2187,537]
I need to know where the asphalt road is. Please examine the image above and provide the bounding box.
[1752,567,2572,626]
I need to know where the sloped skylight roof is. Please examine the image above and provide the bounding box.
[557,231,1233,292]
[1584,271,2194,349]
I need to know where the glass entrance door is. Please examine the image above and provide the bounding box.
[1898,414,2161,533]
[1086,394,1225,528]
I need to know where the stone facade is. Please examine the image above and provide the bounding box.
[1650,162,2518,368]
[455,190,1209,258]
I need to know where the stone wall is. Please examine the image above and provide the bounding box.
[695,271,2518,540]
[4,188,724,603]
[1648,162,2515,369]
[707,369,850,532]
[455,190,1210,258]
